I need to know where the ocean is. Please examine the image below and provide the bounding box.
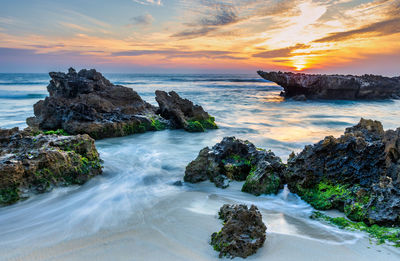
[0,73,400,260]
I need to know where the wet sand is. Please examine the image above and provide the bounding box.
[1,184,399,261]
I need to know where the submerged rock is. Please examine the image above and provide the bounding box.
[155,90,218,132]
[286,118,400,226]
[257,71,400,100]
[211,204,266,258]
[184,137,285,194]
[27,68,217,139]
[0,127,102,205]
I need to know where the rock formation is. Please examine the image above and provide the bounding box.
[257,71,400,100]
[27,68,217,139]
[0,127,102,205]
[184,136,285,194]
[155,90,217,132]
[286,118,400,226]
[211,204,266,258]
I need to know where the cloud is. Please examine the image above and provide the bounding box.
[253,44,310,58]
[26,44,65,49]
[314,17,400,43]
[172,27,217,38]
[172,1,241,39]
[171,0,303,39]
[132,0,162,5]
[199,2,238,26]
[131,13,154,26]
[112,49,244,59]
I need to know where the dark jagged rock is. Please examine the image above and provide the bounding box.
[155,90,217,132]
[27,68,217,139]
[184,137,285,194]
[286,118,400,225]
[0,127,102,205]
[211,204,266,258]
[257,71,400,100]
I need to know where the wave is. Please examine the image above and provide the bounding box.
[0,81,48,85]
[0,93,46,99]
[165,78,268,83]
[113,81,148,85]
[110,78,269,85]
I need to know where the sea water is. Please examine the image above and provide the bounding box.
[0,73,400,258]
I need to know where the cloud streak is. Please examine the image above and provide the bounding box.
[172,1,241,38]
[112,49,244,59]
[314,17,400,43]
[253,44,310,58]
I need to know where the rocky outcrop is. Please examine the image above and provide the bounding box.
[184,137,285,194]
[27,68,217,139]
[155,90,217,132]
[211,204,266,258]
[0,127,102,205]
[286,118,400,226]
[257,71,400,100]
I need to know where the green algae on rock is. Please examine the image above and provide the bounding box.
[155,90,218,132]
[184,137,284,192]
[311,211,400,247]
[185,116,218,132]
[286,118,400,226]
[242,164,282,196]
[27,68,217,139]
[0,127,102,205]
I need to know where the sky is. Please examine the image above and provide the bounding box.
[0,0,399,75]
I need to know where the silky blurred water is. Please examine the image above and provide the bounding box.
[1,73,400,256]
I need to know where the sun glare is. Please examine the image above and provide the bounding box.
[291,56,308,71]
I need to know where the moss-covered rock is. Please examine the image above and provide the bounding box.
[286,118,400,226]
[184,137,285,191]
[27,68,217,139]
[242,163,282,196]
[0,127,102,205]
[186,120,205,132]
[155,90,218,132]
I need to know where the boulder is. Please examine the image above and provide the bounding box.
[211,204,266,258]
[257,71,400,100]
[155,90,217,132]
[286,118,400,225]
[27,68,217,139]
[0,127,102,205]
[184,137,285,194]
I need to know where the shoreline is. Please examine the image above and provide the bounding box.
[1,184,399,261]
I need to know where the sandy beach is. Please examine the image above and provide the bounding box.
[1,182,399,261]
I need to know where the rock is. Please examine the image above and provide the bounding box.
[241,160,283,196]
[211,204,266,258]
[155,90,218,132]
[286,118,400,225]
[291,94,307,101]
[184,137,285,194]
[27,68,217,139]
[0,127,102,205]
[257,71,400,100]
[172,180,183,186]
